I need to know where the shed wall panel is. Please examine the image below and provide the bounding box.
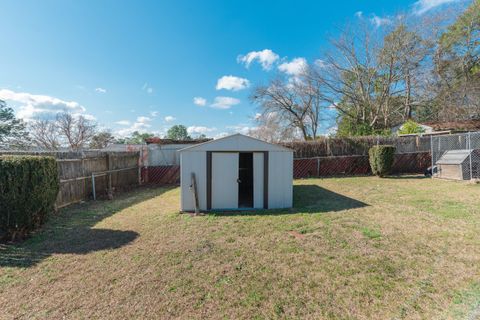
[180,151,207,211]
[268,151,293,208]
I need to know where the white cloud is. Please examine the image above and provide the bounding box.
[95,87,107,93]
[142,82,154,94]
[116,120,131,126]
[325,125,338,136]
[314,59,327,69]
[278,57,307,76]
[226,125,252,135]
[215,75,250,91]
[355,11,363,18]
[80,113,97,121]
[214,132,229,139]
[150,111,159,117]
[0,89,87,121]
[413,0,461,15]
[370,14,392,27]
[164,116,176,122]
[238,49,280,70]
[136,116,151,124]
[187,126,217,135]
[115,116,152,137]
[193,97,207,106]
[210,96,240,110]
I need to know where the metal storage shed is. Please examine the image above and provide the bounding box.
[179,134,293,212]
[435,149,480,180]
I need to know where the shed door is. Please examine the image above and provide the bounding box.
[212,152,238,209]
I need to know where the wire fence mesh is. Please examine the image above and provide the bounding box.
[431,132,480,180]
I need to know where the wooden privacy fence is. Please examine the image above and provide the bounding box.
[0,150,140,208]
[57,152,140,207]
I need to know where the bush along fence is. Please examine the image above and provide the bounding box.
[369,145,396,177]
[0,150,141,208]
[0,156,59,240]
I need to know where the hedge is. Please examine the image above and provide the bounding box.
[0,155,59,240]
[369,145,396,177]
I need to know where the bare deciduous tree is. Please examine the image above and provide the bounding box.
[29,112,97,150]
[56,113,97,150]
[310,18,432,135]
[251,65,327,141]
[29,120,60,150]
[247,112,299,142]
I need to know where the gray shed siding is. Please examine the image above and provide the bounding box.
[179,134,293,212]
[268,151,293,209]
[180,151,207,211]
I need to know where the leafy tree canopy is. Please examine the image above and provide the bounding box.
[89,131,116,149]
[398,120,426,135]
[0,100,28,147]
[118,131,154,144]
[166,125,191,140]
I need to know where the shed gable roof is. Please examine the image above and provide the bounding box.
[179,134,292,152]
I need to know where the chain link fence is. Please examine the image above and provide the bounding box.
[431,132,480,180]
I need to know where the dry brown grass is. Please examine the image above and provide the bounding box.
[1,177,480,319]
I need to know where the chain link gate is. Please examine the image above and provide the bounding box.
[431,132,480,180]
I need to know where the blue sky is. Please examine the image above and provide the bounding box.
[0,0,466,138]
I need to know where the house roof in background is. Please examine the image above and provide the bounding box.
[421,119,480,132]
[145,137,212,145]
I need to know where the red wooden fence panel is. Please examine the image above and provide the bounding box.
[142,166,180,185]
[392,152,431,174]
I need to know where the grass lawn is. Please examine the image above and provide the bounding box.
[1,176,480,319]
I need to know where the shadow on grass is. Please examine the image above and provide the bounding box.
[384,175,428,180]
[0,186,174,268]
[211,184,368,216]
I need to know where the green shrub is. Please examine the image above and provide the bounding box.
[398,120,425,135]
[0,155,59,240]
[369,145,396,177]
